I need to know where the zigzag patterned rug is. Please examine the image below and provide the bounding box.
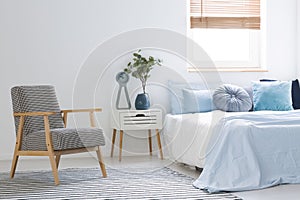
[0,167,242,199]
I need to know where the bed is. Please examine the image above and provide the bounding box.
[163,109,300,193]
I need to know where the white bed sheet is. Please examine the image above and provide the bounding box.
[163,110,230,168]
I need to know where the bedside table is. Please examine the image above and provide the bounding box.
[111,109,163,161]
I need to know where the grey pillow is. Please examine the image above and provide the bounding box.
[213,84,252,112]
[243,86,254,111]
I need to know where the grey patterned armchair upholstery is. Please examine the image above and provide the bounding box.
[10,85,107,185]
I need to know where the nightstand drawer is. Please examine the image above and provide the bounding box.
[112,109,162,130]
[120,111,162,130]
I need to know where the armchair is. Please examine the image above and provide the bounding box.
[10,85,107,185]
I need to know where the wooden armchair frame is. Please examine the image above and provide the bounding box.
[10,108,107,185]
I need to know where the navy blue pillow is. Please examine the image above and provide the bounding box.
[292,79,300,109]
[259,79,277,82]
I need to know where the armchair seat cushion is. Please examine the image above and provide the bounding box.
[22,128,105,151]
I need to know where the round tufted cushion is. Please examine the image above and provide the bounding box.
[213,84,252,112]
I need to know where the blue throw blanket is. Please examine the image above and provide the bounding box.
[193,110,300,193]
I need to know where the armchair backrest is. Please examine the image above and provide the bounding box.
[11,85,65,136]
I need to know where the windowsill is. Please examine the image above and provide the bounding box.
[187,67,268,72]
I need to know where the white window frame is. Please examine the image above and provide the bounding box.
[187,0,266,72]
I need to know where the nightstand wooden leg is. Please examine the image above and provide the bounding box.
[156,129,163,160]
[119,130,124,161]
[148,130,152,156]
[111,129,117,157]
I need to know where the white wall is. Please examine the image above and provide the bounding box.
[0,0,187,161]
[0,0,298,162]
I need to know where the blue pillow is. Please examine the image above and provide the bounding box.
[260,79,300,109]
[213,84,252,112]
[252,81,293,111]
[168,81,206,114]
[182,89,215,113]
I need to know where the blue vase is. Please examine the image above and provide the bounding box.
[135,93,150,110]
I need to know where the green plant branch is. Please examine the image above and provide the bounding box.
[124,49,162,93]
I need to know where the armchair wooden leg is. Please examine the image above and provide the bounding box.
[48,153,60,185]
[10,153,19,178]
[55,155,61,169]
[96,146,107,178]
[11,115,24,179]
[44,115,60,185]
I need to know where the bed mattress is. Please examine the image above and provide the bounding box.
[163,110,230,168]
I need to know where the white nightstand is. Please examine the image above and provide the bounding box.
[111,109,163,161]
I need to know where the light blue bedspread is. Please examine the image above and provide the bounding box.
[193,110,300,193]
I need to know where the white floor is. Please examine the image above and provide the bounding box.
[0,155,300,200]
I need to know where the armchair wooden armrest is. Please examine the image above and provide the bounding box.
[14,111,59,117]
[61,108,102,114]
[61,108,102,127]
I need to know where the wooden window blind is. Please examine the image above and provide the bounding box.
[190,0,260,29]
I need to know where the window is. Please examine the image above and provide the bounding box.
[188,0,263,71]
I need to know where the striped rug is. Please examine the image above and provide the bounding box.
[0,167,242,199]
